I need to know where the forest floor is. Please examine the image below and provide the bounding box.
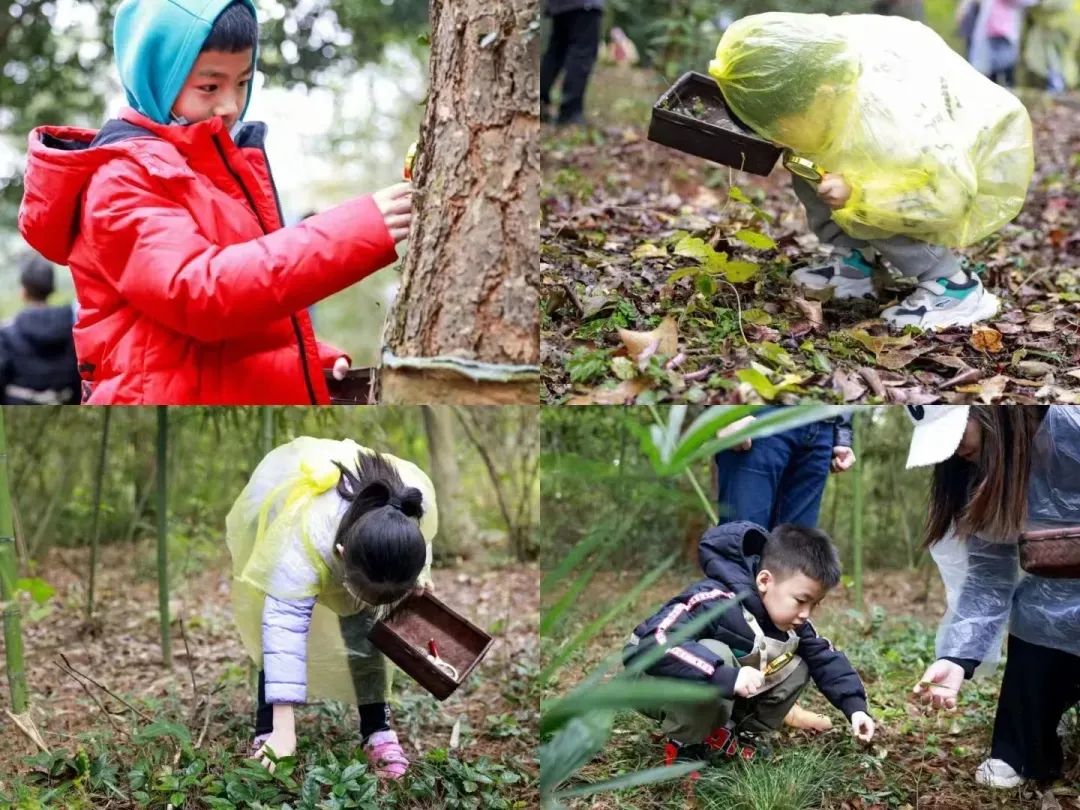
[542,66,1080,405]
[0,543,538,809]
[542,565,1080,810]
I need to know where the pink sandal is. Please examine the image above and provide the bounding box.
[364,730,409,779]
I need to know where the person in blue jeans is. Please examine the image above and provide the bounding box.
[714,412,856,530]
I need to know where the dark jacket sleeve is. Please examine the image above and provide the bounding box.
[796,620,868,718]
[627,583,740,697]
[832,415,854,449]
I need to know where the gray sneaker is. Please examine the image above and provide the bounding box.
[791,249,877,300]
[880,271,1000,329]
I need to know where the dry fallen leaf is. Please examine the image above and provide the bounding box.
[566,378,648,405]
[618,317,678,361]
[1013,360,1056,379]
[794,297,824,326]
[1029,312,1056,333]
[831,369,867,402]
[970,326,1004,354]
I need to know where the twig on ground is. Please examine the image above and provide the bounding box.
[57,653,152,722]
[719,280,749,347]
[54,659,128,739]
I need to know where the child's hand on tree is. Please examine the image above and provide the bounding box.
[373,182,414,244]
[734,667,765,698]
[850,711,875,742]
[816,174,852,209]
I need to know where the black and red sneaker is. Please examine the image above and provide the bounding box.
[703,726,770,761]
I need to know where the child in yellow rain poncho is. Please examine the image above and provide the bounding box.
[1024,0,1080,91]
[709,12,1035,330]
[226,437,437,780]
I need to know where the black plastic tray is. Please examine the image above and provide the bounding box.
[648,71,781,176]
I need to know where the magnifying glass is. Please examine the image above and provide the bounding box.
[782,149,826,183]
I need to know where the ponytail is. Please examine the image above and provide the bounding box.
[334,451,427,605]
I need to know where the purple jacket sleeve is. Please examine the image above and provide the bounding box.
[262,594,316,704]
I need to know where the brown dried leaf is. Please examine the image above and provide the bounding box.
[794,297,824,326]
[1029,312,1057,333]
[1013,360,1056,379]
[831,369,867,402]
[618,316,678,361]
[970,326,1004,354]
[566,378,648,405]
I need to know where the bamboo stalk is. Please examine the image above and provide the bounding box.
[851,411,865,612]
[156,407,171,667]
[86,408,112,620]
[0,408,29,714]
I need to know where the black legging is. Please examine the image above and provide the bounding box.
[991,634,1080,782]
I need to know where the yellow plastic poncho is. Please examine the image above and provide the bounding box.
[226,437,437,704]
[709,12,1034,247]
[1024,1,1080,89]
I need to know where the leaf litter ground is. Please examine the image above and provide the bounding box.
[542,68,1080,405]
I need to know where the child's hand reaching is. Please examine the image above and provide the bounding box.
[254,727,297,771]
[373,182,414,244]
[816,173,852,209]
[734,667,766,698]
[850,710,875,743]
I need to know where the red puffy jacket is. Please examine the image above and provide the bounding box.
[18,108,398,404]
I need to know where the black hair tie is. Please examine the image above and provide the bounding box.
[387,494,402,510]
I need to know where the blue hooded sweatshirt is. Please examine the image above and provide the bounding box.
[113,0,259,125]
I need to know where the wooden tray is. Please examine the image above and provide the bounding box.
[648,71,781,176]
[324,368,373,405]
[369,590,494,701]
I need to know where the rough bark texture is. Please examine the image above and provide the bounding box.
[380,0,540,405]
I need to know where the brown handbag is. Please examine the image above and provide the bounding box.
[1018,527,1080,578]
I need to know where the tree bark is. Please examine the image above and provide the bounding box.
[380,0,540,405]
[421,406,475,562]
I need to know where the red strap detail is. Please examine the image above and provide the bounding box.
[703,727,731,751]
[663,742,679,767]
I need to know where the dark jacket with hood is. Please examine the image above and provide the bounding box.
[625,521,868,719]
[0,305,81,404]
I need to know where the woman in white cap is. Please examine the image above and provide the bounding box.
[905,405,1080,788]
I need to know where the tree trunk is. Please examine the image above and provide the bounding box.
[0,408,28,714]
[422,406,474,561]
[86,407,112,621]
[379,0,540,405]
[156,407,171,667]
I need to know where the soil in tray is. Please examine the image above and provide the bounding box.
[390,609,480,677]
[660,90,751,135]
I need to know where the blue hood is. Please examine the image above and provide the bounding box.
[113,0,258,125]
[697,520,770,593]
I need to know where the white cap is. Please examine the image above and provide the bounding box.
[905,405,971,469]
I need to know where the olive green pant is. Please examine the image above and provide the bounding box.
[640,639,809,745]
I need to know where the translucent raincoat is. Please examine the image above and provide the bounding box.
[1024,1,1080,89]
[226,437,437,704]
[709,12,1034,247]
[933,407,1080,668]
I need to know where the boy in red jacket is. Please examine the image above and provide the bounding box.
[18,0,411,404]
